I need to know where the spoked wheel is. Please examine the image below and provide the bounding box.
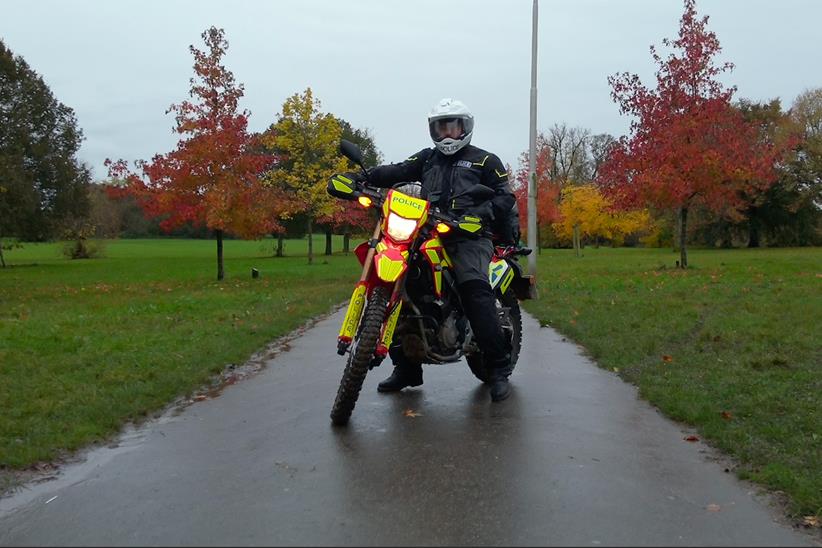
[466,289,522,383]
[330,286,390,425]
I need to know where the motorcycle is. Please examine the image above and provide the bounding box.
[327,140,535,425]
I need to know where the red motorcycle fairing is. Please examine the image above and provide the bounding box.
[353,239,410,286]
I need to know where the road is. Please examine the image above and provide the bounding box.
[0,308,814,546]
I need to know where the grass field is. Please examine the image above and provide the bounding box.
[522,246,821,520]
[0,237,360,470]
[1,239,820,521]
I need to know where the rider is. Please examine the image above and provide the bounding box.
[335,98,517,402]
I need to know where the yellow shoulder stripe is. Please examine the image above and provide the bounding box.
[495,169,508,179]
[472,155,490,167]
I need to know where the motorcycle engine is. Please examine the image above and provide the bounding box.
[437,310,469,354]
[438,311,459,350]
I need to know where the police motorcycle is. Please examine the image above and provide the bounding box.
[327,140,534,425]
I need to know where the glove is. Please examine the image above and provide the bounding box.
[455,213,484,236]
[327,172,363,199]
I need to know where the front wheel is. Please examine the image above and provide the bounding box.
[330,286,390,425]
[466,289,522,383]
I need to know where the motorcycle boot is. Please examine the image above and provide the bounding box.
[378,345,423,392]
[377,363,423,392]
[488,357,512,402]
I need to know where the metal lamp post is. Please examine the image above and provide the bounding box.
[527,0,538,277]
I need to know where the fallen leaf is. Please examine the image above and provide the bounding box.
[684,435,700,442]
[193,395,208,402]
[803,515,820,528]
[720,411,733,420]
[662,355,673,363]
[706,503,721,512]
[402,409,422,418]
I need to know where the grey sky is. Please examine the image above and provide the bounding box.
[3,0,821,180]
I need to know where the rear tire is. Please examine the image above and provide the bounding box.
[466,289,522,383]
[330,286,390,425]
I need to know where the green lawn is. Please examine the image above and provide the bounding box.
[522,246,821,520]
[0,237,360,470]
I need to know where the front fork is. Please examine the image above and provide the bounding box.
[336,278,405,359]
[336,221,405,358]
[375,290,403,358]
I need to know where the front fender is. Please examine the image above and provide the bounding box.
[374,245,408,282]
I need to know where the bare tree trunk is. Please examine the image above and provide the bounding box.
[343,232,350,254]
[307,217,313,265]
[573,224,580,257]
[216,229,224,280]
[748,217,761,248]
[673,211,681,253]
[276,233,284,257]
[679,207,688,269]
[325,228,332,256]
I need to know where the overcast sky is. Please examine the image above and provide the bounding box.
[3,0,821,180]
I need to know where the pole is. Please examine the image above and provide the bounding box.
[527,0,538,277]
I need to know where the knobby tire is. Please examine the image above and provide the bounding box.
[330,286,390,425]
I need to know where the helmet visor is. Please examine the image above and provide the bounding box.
[429,117,471,142]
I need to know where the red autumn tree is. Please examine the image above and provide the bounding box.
[107,27,284,280]
[512,133,561,247]
[598,0,783,267]
[318,202,375,253]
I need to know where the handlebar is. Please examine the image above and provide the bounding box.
[345,181,529,251]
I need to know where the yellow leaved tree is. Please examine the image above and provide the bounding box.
[555,184,650,255]
[261,88,348,264]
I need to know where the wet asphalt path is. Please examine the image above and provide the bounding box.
[0,309,814,546]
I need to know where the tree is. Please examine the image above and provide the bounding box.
[691,98,804,248]
[599,0,784,267]
[782,88,822,245]
[587,133,617,182]
[107,27,282,280]
[0,39,90,263]
[320,119,382,254]
[512,133,560,248]
[87,184,122,238]
[546,123,591,185]
[554,184,650,254]
[338,119,383,168]
[260,88,347,265]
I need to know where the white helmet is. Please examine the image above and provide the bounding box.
[427,98,474,155]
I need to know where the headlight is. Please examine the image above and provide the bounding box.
[385,212,418,242]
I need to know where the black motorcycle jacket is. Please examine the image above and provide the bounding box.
[367,145,516,241]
